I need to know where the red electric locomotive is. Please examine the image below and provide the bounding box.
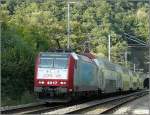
[34,52,78,102]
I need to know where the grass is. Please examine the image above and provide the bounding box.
[1,91,37,106]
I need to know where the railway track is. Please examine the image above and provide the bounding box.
[43,90,148,114]
[1,97,102,114]
[73,91,148,114]
[1,90,148,114]
[1,96,100,114]
[1,102,64,114]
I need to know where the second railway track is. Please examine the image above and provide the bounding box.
[68,90,149,114]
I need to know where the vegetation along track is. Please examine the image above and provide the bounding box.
[43,90,148,114]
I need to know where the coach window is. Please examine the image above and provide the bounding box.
[133,73,137,77]
[122,68,128,75]
[98,60,104,68]
[115,66,123,73]
[128,70,133,76]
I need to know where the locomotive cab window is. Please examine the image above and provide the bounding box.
[54,58,68,69]
[39,58,53,68]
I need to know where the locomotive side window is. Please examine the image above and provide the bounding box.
[54,58,68,69]
[39,58,53,68]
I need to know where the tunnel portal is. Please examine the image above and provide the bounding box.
[144,78,149,89]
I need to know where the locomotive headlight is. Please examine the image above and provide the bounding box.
[60,82,66,85]
[41,81,44,84]
[38,81,41,84]
[69,89,72,91]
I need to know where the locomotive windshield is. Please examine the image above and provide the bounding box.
[39,58,53,68]
[39,57,68,69]
[54,58,68,69]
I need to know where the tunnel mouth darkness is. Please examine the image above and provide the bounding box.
[144,78,149,89]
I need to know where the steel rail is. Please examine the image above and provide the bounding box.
[17,105,65,114]
[1,104,65,114]
[43,90,148,114]
[101,93,147,114]
[1,90,148,114]
[1,102,45,114]
[1,96,101,114]
[1,102,64,114]
[68,90,148,114]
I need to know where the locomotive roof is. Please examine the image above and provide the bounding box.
[40,51,97,60]
[80,53,96,59]
[39,52,70,58]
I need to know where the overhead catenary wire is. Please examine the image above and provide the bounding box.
[124,33,147,45]
[123,33,147,46]
[107,0,149,2]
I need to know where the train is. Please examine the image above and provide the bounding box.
[34,51,144,102]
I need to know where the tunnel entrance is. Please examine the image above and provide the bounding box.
[144,78,149,89]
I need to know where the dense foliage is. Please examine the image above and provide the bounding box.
[1,0,149,105]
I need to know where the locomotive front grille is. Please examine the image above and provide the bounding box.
[34,86,67,93]
[37,87,68,99]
